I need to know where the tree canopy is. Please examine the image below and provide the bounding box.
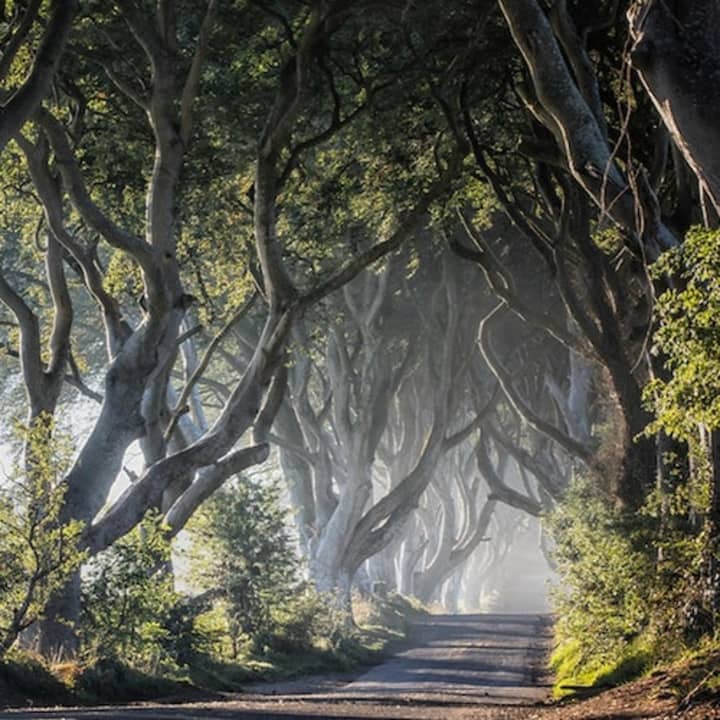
[1,1,720,698]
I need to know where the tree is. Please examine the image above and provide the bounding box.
[270,247,490,611]
[629,1,720,216]
[412,447,495,605]
[188,477,301,656]
[444,0,689,509]
[0,0,461,656]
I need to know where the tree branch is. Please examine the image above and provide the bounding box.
[479,303,594,464]
[475,436,543,516]
[0,0,78,152]
[165,293,257,441]
[180,0,217,145]
[0,267,42,391]
[300,155,462,307]
[37,110,153,267]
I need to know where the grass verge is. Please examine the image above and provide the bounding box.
[550,636,655,699]
[0,592,427,709]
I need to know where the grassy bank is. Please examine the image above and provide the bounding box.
[543,638,720,720]
[550,627,720,710]
[0,593,425,709]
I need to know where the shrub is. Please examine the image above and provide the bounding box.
[75,658,183,702]
[187,477,304,656]
[79,512,208,672]
[547,468,714,694]
[547,476,656,688]
[648,227,720,439]
[646,226,720,634]
[0,415,84,656]
[0,648,69,704]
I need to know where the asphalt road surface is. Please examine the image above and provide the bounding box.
[0,614,552,720]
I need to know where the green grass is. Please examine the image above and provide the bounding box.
[550,636,655,699]
[661,639,720,704]
[189,592,426,692]
[186,644,362,692]
[549,627,720,708]
[74,658,190,702]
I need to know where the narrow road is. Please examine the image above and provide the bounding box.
[0,614,552,720]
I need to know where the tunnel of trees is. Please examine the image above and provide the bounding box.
[1,0,720,698]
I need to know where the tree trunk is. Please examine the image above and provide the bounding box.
[34,339,174,655]
[29,575,81,658]
[607,361,655,511]
[629,1,720,215]
[442,569,463,613]
[708,428,720,629]
[274,401,317,554]
[498,0,677,253]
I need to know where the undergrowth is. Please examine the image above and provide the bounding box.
[548,468,719,699]
[0,592,425,708]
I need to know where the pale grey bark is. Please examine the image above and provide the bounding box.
[414,454,496,605]
[273,400,318,553]
[556,349,593,445]
[479,303,594,466]
[0,233,71,420]
[398,514,429,595]
[475,436,543,517]
[308,264,406,597]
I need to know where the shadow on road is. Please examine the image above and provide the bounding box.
[0,614,553,720]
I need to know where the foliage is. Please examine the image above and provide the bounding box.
[548,477,655,666]
[648,227,720,440]
[0,415,84,655]
[548,471,714,695]
[0,584,424,706]
[644,225,720,638]
[188,477,313,655]
[79,513,210,673]
[548,228,720,696]
[74,658,187,703]
[4,3,718,708]
[78,477,404,684]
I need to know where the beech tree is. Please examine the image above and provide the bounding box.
[434,0,690,510]
[0,1,460,655]
[271,247,488,609]
[412,447,496,605]
[629,1,720,216]
[2,0,720,671]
